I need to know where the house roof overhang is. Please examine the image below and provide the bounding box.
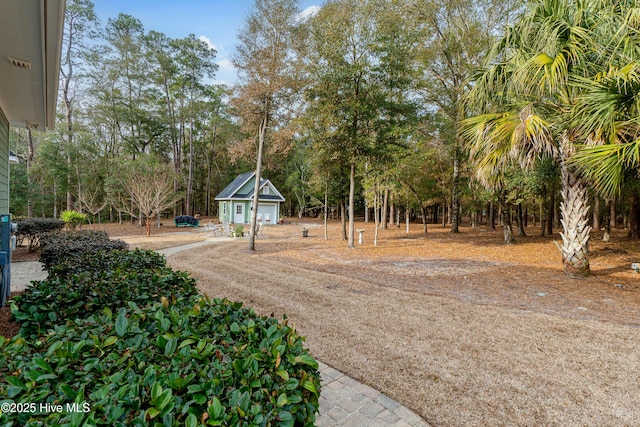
[0,0,66,130]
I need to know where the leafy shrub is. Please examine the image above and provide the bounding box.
[15,218,65,252]
[60,210,88,230]
[11,266,198,338]
[1,297,321,426]
[47,248,167,279]
[39,230,129,271]
[234,224,244,237]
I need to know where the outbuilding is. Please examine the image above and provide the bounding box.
[215,171,285,225]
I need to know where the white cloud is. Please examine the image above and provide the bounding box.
[217,58,235,72]
[199,35,218,51]
[298,6,320,21]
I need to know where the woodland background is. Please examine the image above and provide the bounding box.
[8,0,639,247]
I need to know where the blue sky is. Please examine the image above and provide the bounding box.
[92,0,322,85]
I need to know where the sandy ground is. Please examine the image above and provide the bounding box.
[159,220,640,426]
[6,219,640,425]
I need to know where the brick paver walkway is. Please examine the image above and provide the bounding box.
[10,237,430,426]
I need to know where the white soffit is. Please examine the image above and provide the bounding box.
[0,0,65,130]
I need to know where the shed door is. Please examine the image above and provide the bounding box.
[234,203,244,223]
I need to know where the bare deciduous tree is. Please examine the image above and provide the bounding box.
[115,157,181,236]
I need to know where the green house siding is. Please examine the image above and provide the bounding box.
[0,109,8,214]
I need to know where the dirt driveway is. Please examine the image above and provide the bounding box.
[163,221,640,426]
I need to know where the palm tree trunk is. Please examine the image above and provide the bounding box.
[559,139,591,277]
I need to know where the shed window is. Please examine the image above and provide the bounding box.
[236,205,243,214]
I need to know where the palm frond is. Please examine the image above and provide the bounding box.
[571,141,640,197]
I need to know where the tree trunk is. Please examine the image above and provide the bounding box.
[348,162,356,248]
[559,138,591,277]
[610,197,617,229]
[340,201,347,240]
[53,181,58,218]
[451,156,460,233]
[547,186,555,235]
[364,200,369,223]
[516,203,526,237]
[592,196,600,231]
[628,193,640,239]
[249,110,268,251]
[500,191,515,244]
[26,127,34,218]
[540,199,547,237]
[421,205,427,233]
[442,203,447,227]
[603,199,611,242]
[324,180,328,240]
[488,200,495,229]
[373,183,380,245]
[186,73,196,217]
[406,206,410,234]
[381,187,389,230]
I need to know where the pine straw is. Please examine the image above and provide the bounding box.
[162,221,639,425]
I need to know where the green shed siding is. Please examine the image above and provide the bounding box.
[218,201,231,222]
[0,109,8,214]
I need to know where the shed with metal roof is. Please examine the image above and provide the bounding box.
[215,172,285,225]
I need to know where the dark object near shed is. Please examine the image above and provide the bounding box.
[174,215,200,227]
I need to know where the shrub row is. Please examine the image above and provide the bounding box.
[15,218,65,252]
[47,248,168,279]
[1,297,320,426]
[39,230,129,271]
[3,232,321,425]
[11,264,199,339]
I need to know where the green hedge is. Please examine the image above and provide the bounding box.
[47,248,167,279]
[11,265,198,339]
[15,218,66,252]
[2,232,320,425]
[39,230,129,271]
[1,297,320,426]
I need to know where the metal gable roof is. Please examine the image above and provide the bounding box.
[214,171,285,202]
[215,171,254,200]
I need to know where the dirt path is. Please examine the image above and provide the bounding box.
[167,225,640,426]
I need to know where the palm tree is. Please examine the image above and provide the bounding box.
[570,69,640,198]
[464,0,606,277]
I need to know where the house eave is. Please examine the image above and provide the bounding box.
[0,0,65,131]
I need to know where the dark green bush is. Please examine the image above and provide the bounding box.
[11,266,198,338]
[47,248,167,279]
[39,230,129,271]
[0,297,321,426]
[15,218,65,252]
